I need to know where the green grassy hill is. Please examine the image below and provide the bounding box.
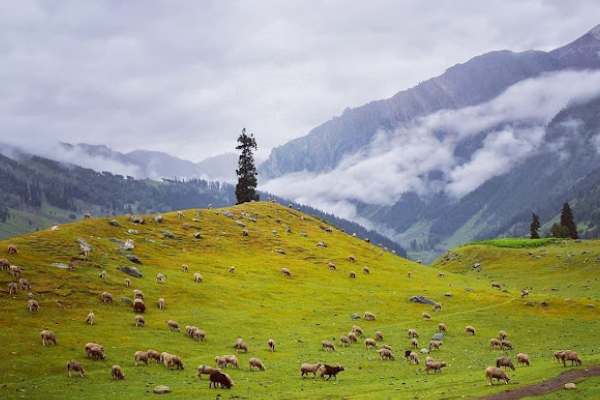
[1,203,598,399]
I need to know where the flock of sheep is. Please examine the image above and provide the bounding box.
[1,206,586,393]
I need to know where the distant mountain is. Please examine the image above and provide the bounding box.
[26,142,238,182]
[0,151,404,255]
[259,24,600,261]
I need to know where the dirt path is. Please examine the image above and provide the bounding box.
[480,365,600,399]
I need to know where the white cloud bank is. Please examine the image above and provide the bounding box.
[262,70,600,220]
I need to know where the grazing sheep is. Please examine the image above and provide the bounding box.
[7,244,18,255]
[147,349,161,363]
[40,329,57,346]
[124,278,131,288]
[321,340,336,351]
[382,344,392,351]
[0,258,10,271]
[67,360,85,377]
[249,357,266,371]
[498,330,508,340]
[193,273,203,283]
[340,336,351,346]
[18,278,30,290]
[438,272,445,278]
[133,298,145,313]
[410,338,419,349]
[181,264,189,272]
[408,329,419,338]
[209,370,234,389]
[111,365,125,380]
[224,355,239,368]
[281,267,292,277]
[328,262,336,271]
[485,366,510,385]
[228,266,236,273]
[167,320,180,331]
[167,355,184,370]
[156,273,166,283]
[425,360,447,374]
[521,289,530,298]
[429,340,443,351]
[242,229,249,237]
[268,338,275,352]
[9,265,22,278]
[27,299,39,312]
[501,340,513,350]
[318,364,345,380]
[363,266,370,274]
[177,211,184,219]
[197,365,220,379]
[496,356,515,370]
[365,338,377,349]
[134,351,148,366]
[378,348,395,360]
[86,311,95,325]
[348,332,358,343]
[363,311,376,321]
[99,270,107,279]
[561,350,582,367]
[422,312,431,320]
[375,331,384,341]
[133,289,144,299]
[348,255,356,262]
[100,291,113,304]
[8,281,17,295]
[215,356,228,369]
[351,325,364,336]
[517,353,530,367]
[85,343,105,360]
[349,271,356,279]
[233,338,248,352]
[407,351,420,365]
[134,315,145,327]
[300,362,323,377]
[490,338,502,350]
[157,298,165,310]
[432,303,442,312]
[465,325,476,336]
[438,323,448,333]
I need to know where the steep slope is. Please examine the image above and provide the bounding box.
[0,204,598,399]
[260,25,600,179]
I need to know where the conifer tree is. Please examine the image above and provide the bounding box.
[530,213,540,239]
[235,128,259,204]
[560,202,578,239]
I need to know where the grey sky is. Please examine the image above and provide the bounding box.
[0,0,598,161]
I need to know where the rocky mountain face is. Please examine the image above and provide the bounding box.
[259,25,600,261]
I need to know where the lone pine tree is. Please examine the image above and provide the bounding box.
[235,128,259,204]
[530,213,540,239]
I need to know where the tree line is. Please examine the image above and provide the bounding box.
[530,202,578,239]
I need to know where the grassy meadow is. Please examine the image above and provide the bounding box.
[0,202,598,399]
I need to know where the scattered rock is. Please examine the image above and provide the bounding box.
[77,239,92,256]
[351,313,361,320]
[126,254,141,264]
[109,219,120,227]
[52,263,70,270]
[564,382,576,390]
[122,239,135,251]
[127,229,138,235]
[118,266,143,278]
[420,348,430,354]
[444,292,453,297]
[222,211,234,218]
[431,333,444,341]
[153,385,171,394]
[193,232,202,239]
[409,295,436,305]
[161,230,175,239]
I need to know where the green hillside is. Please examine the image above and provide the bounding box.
[1,203,598,399]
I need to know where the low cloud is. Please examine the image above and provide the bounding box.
[262,70,600,219]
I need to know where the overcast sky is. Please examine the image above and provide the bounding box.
[0,0,598,161]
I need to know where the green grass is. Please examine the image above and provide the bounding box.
[1,202,598,399]
[469,237,560,249]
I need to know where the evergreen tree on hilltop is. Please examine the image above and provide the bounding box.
[560,202,578,239]
[530,213,540,239]
[235,128,259,204]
